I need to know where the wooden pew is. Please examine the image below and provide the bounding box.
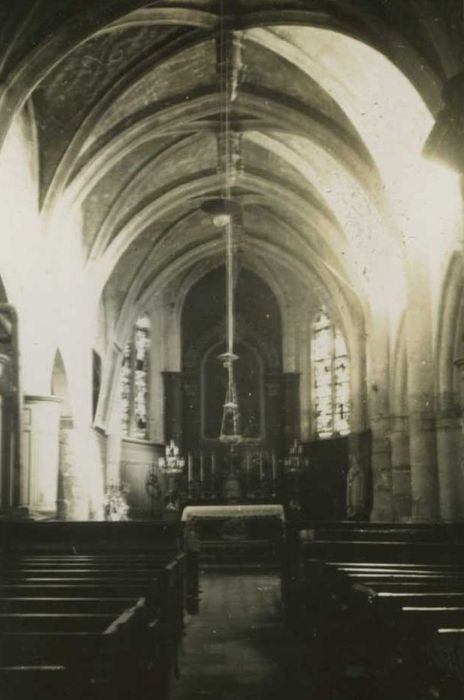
[0,520,182,553]
[285,523,464,696]
[0,521,187,700]
[0,599,166,700]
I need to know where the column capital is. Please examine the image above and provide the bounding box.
[24,394,62,405]
[435,395,461,428]
[389,415,409,434]
[441,73,464,112]
[408,411,436,432]
[424,72,464,172]
[370,415,392,437]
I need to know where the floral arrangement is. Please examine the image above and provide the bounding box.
[103,481,130,521]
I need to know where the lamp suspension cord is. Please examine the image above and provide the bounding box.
[220,0,235,358]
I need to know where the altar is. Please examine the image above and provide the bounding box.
[181,503,285,567]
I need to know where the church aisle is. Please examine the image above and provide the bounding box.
[172,571,313,700]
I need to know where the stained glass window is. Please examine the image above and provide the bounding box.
[311,310,350,438]
[120,314,150,439]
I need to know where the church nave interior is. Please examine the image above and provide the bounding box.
[1,0,464,698]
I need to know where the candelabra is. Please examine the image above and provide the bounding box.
[158,440,185,512]
[283,439,308,513]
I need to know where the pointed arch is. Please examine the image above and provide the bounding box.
[51,349,72,419]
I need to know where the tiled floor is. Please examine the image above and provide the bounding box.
[172,571,314,700]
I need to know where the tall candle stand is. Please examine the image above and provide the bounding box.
[283,439,308,514]
[271,451,278,499]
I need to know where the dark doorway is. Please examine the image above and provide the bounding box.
[300,437,349,520]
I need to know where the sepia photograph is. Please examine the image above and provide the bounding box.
[0,0,463,698]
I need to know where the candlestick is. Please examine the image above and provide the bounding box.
[271,452,277,482]
[200,452,205,483]
[188,453,193,482]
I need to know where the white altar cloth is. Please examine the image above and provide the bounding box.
[181,504,285,521]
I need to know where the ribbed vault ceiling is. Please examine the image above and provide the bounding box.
[1,0,461,327]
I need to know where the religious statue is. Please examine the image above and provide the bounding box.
[346,454,366,520]
[103,481,130,521]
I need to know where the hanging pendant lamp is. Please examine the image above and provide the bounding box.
[202,4,243,443]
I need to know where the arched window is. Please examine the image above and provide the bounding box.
[120,314,150,439]
[311,309,350,438]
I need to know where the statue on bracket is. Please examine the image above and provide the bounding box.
[346,454,367,520]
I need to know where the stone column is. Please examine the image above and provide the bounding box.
[408,410,439,520]
[389,416,412,521]
[21,395,61,515]
[103,357,124,493]
[435,409,461,521]
[405,251,440,521]
[452,357,464,516]
[0,349,21,514]
[367,316,393,521]
[0,394,11,512]
[163,371,183,446]
[56,416,88,521]
[370,416,393,520]
[283,372,300,446]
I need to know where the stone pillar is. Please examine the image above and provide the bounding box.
[435,409,461,521]
[0,350,20,513]
[56,416,88,521]
[370,417,393,520]
[389,416,412,521]
[452,357,464,516]
[408,411,439,520]
[283,372,300,446]
[21,395,61,515]
[163,371,183,446]
[405,252,440,521]
[367,316,393,521]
